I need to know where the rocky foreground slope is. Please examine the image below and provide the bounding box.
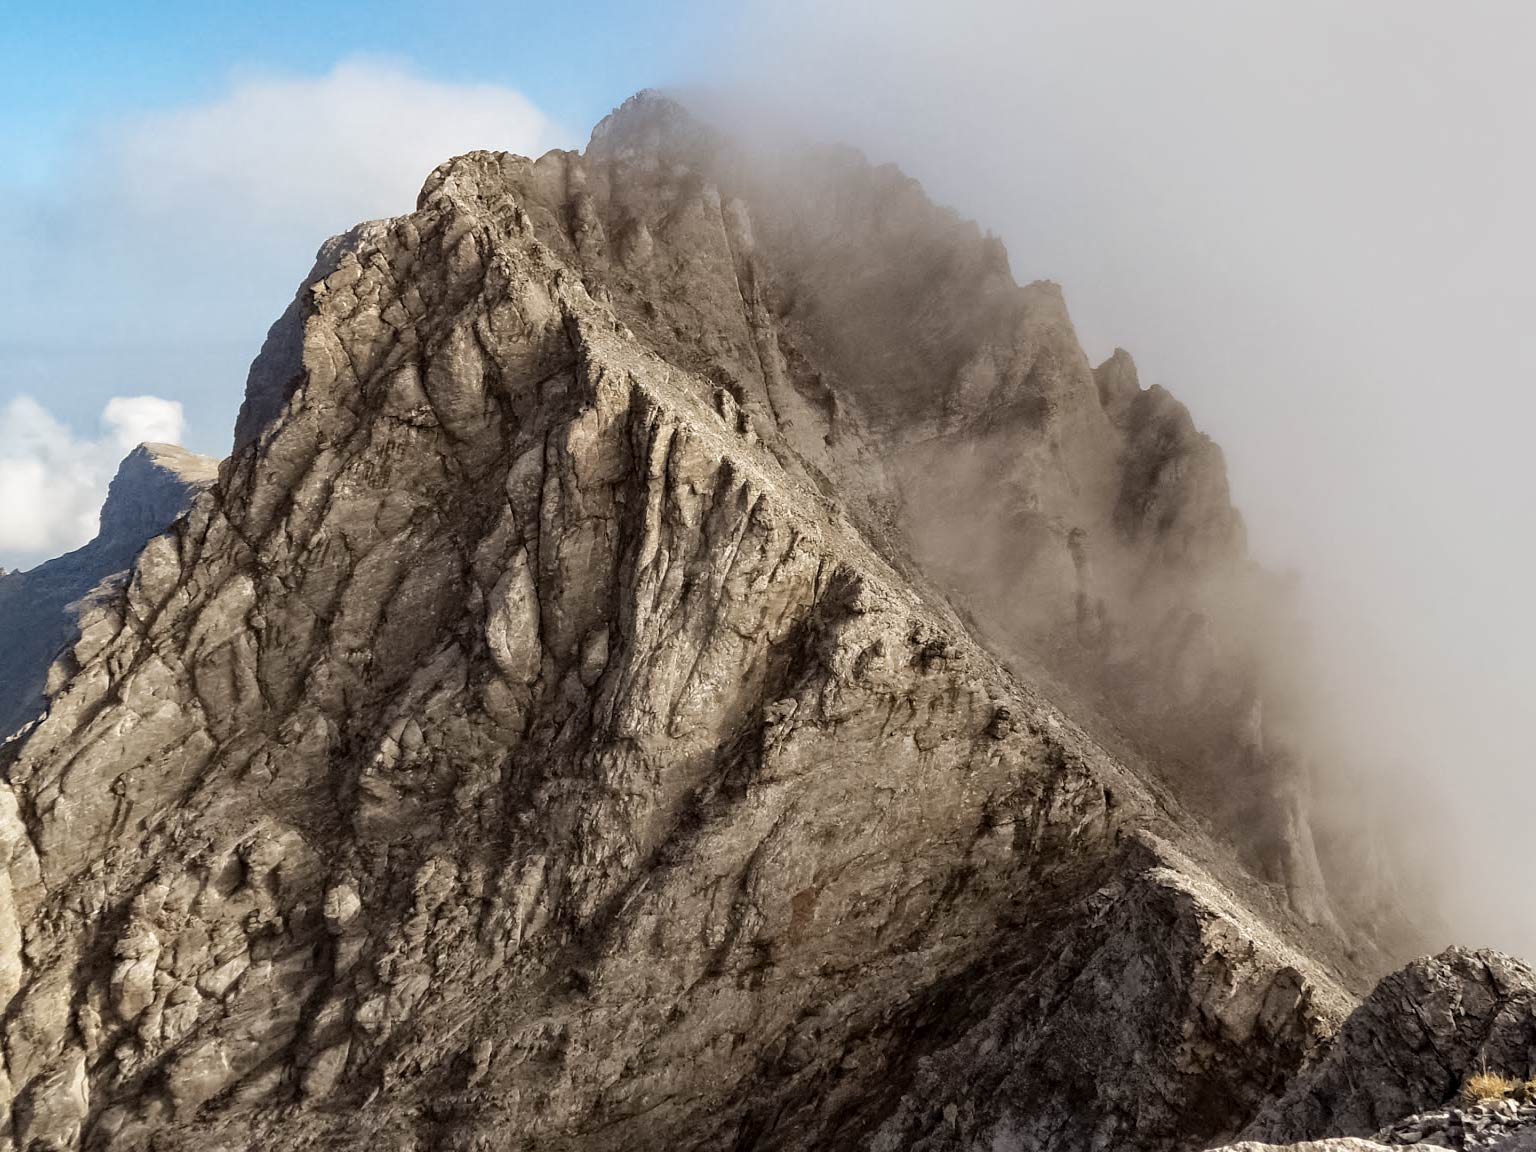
[0,93,1518,1151]
[0,444,217,742]
[1213,950,1536,1152]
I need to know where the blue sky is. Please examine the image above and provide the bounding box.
[0,0,720,421]
[1,0,712,184]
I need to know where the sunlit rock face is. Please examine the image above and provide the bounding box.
[0,93,1445,1152]
[0,443,217,742]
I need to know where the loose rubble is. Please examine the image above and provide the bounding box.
[1373,1100,1536,1148]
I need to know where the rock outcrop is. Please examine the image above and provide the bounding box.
[0,92,1435,1151]
[0,443,218,741]
[1244,950,1536,1144]
[862,840,1350,1152]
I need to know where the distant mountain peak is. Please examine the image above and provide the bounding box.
[97,441,219,542]
[0,440,217,740]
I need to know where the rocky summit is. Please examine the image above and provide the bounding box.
[0,92,1526,1152]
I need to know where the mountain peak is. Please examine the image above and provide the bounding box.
[587,87,712,167]
[97,440,219,543]
[0,94,1441,1152]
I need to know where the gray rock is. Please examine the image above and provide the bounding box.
[482,92,1395,941]
[1244,948,1536,1143]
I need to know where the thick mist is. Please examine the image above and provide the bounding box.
[704,1,1536,957]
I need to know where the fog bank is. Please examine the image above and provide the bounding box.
[709,0,1536,956]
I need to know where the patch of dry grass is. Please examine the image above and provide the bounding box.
[1462,1071,1519,1104]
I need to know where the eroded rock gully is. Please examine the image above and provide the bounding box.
[0,92,1479,1151]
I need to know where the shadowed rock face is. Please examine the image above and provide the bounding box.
[1243,949,1536,1144]
[861,840,1348,1152]
[0,93,1440,1152]
[0,444,218,741]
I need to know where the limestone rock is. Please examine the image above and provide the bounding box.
[863,838,1350,1152]
[473,92,1379,936]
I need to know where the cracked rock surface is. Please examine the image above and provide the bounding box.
[448,93,1397,940]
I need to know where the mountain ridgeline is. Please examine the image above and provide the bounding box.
[0,93,1517,1152]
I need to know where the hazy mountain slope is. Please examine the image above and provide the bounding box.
[0,101,1354,1152]
[0,444,217,741]
[467,94,1365,933]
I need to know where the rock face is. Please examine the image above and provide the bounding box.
[0,444,218,741]
[1244,949,1536,1144]
[0,92,1436,1150]
[487,93,1361,931]
[862,840,1349,1152]
[1203,949,1536,1152]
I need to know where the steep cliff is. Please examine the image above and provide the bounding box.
[491,93,1358,930]
[1208,949,1536,1152]
[0,94,1419,1151]
[0,444,218,742]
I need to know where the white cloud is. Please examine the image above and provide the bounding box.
[107,59,559,259]
[103,396,185,454]
[0,395,186,565]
